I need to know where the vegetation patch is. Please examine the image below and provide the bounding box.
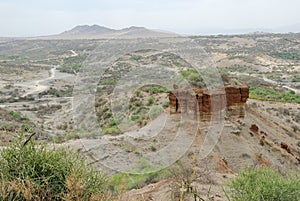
[228,168,300,201]
[38,85,73,98]
[180,69,204,88]
[109,167,171,194]
[180,68,231,88]
[0,109,35,143]
[59,54,87,74]
[271,52,300,60]
[96,85,169,135]
[249,86,300,103]
[51,130,99,143]
[9,110,28,121]
[0,135,108,200]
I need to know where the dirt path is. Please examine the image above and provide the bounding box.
[15,64,74,98]
[19,66,57,97]
[13,50,78,98]
[231,72,300,94]
[70,50,78,57]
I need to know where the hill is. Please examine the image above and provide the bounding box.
[0,32,299,200]
[52,24,179,39]
[60,24,115,35]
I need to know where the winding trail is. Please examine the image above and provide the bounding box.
[70,50,78,57]
[20,66,57,97]
[230,72,300,94]
[16,50,79,97]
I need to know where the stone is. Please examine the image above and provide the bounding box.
[250,124,259,133]
[280,142,292,154]
[169,85,250,120]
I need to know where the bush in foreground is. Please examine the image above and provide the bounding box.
[228,168,300,201]
[0,134,108,201]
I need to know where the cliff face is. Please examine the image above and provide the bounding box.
[225,86,249,104]
[169,85,249,119]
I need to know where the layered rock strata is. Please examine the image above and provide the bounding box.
[169,85,249,119]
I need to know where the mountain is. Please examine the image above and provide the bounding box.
[56,25,178,39]
[120,26,147,32]
[60,24,115,36]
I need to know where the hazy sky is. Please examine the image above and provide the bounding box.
[0,0,299,37]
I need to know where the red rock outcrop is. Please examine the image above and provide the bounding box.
[169,85,249,119]
[225,85,249,105]
[280,142,292,154]
[250,124,259,133]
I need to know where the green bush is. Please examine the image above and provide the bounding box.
[130,114,140,121]
[147,97,154,105]
[9,110,28,121]
[102,125,120,135]
[250,87,300,103]
[60,55,87,74]
[135,90,143,97]
[130,55,142,61]
[271,52,300,60]
[149,86,170,94]
[228,168,300,201]
[140,85,169,94]
[162,100,169,108]
[109,167,171,194]
[0,135,108,200]
[180,69,203,88]
[180,68,226,88]
[292,77,300,82]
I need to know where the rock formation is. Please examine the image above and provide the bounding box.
[250,124,259,133]
[169,85,249,119]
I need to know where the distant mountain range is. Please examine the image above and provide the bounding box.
[6,23,300,39]
[55,24,300,39]
[56,24,178,39]
[61,25,115,35]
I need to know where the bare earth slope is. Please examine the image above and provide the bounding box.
[0,31,299,200]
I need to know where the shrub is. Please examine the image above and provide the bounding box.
[130,55,142,61]
[149,86,169,94]
[162,100,169,108]
[180,69,203,88]
[249,87,300,103]
[130,114,140,121]
[9,110,28,121]
[102,125,120,135]
[135,90,143,98]
[147,97,154,105]
[60,55,87,74]
[0,135,108,200]
[271,52,300,60]
[109,168,171,194]
[228,168,300,201]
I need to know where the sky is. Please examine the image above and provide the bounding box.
[0,0,300,37]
